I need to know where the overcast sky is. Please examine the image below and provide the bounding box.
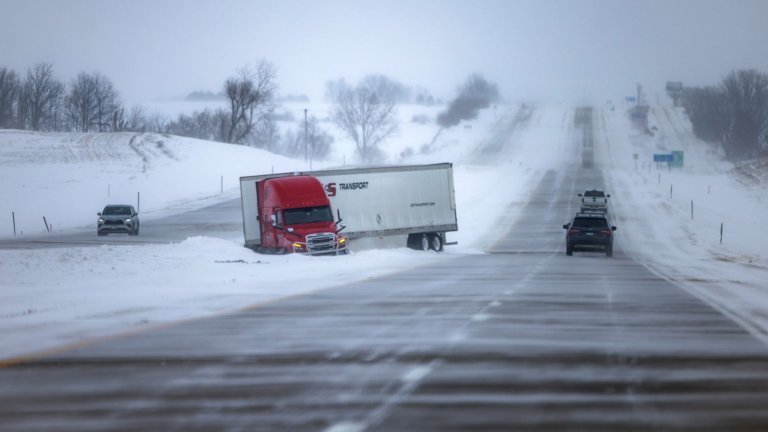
[2,0,767,105]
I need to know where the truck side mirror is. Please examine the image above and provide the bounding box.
[335,209,346,233]
[577,193,583,197]
[607,194,611,198]
[97,212,101,216]
[270,214,277,227]
[562,224,569,229]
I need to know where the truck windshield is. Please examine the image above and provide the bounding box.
[283,206,333,225]
[584,190,605,197]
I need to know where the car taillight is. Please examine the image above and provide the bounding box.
[568,229,580,235]
[600,230,612,236]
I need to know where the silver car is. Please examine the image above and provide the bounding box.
[97,205,140,236]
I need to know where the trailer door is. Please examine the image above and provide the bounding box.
[239,178,261,246]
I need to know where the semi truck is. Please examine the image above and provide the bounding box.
[310,162,457,252]
[240,163,458,254]
[239,174,348,255]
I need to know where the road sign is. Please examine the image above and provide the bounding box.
[671,150,684,167]
[653,153,673,163]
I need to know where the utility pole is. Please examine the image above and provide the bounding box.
[304,108,308,163]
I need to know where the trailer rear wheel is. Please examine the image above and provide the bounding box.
[420,234,430,252]
[429,233,444,252]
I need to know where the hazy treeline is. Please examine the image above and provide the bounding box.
[680,69,768,160]
[1,60,500,163]
[0,60,337,160]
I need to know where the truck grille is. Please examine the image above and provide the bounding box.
[306,233,336,255]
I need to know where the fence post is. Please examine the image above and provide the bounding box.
[43,216,50,232]
[691,200,693,220]
[720,222,723,244]
[670,184,673,199]
[12,211,16,236]
[137,192,141,213]
[220,175,223,194]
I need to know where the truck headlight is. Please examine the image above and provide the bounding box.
[338,237,347,245]
[124,218,132,222]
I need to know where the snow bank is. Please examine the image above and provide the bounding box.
[0,237,446,360]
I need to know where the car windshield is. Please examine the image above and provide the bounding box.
[573,217,608,228]
[584,190,605,197]
[102,206,132,216]
[283,206,333,225]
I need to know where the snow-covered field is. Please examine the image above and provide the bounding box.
[598,105,768,343]
[2,102,767,363]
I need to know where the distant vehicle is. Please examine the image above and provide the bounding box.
[582,148,594,168]
[97,205,139,236]
[579,189,610,213]
[563,212,616,257]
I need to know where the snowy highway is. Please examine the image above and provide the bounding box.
[2,108,768,431]
[0,196,243,250]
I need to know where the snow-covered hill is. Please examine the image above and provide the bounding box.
[0,130,300,237]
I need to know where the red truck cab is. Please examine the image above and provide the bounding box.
[257,175,348,255]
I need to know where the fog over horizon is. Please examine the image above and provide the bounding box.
[2,0,767,105]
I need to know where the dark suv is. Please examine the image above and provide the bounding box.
[97,205,139,236]
[563,212,616,257]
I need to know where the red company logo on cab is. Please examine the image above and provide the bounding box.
[324,183,337,197]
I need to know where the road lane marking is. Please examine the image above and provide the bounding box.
[322,422,366,432]
[402,365,433,383]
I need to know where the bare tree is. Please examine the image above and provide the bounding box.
[331,76,398,163]
[166,109,218,140]
[281,115,333,159]
[65,72,98,131]
[324,78,350,102]
[144,112,168,133]
[721,69,768,158]
[359,74,411,103]
[222,60,277,144]
[123,105,147,132]
[93,73,120,131]
[438,74,500,128]
[250,115,280,151]
[64,72,122,132]
[18,63,65,131]
[682,86,729,144]
[305,115,333,160]
[0,67,20,128]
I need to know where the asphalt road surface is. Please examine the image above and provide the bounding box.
[2,108,768,431]
[0,197,243,250]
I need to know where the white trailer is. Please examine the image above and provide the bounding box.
[310,163,458,251]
